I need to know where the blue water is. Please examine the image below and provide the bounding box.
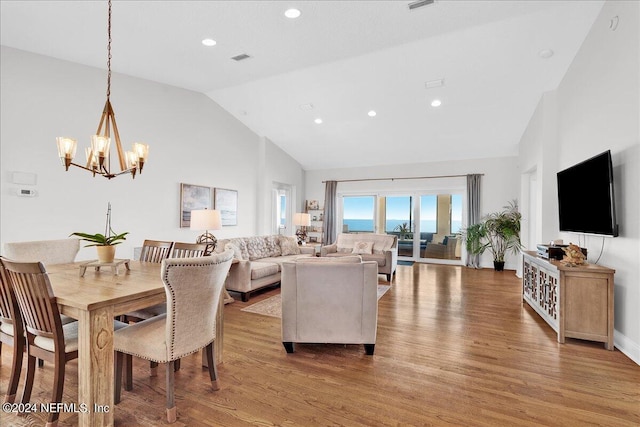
[343,219,461,234]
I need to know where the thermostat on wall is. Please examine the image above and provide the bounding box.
[16,189,37,197]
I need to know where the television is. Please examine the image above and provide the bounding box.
[557,150,618,237]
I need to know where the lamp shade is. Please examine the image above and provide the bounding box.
[190,209,222,230]
[293,213,311,226]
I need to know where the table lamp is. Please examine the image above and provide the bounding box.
[293,213,311,245]
[190,209,222,254]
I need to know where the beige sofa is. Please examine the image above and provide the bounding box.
[320,233,398,281]
[281,256,379,355]
[215,235,314,301]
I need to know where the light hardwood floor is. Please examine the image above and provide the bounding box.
[2,263,639,426]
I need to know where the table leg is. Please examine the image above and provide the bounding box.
[77,306,115,427]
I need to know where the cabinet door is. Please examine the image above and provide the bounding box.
[564,274,609,337]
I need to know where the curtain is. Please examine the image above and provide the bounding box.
[322,181,338,245]
[466,174,482,268]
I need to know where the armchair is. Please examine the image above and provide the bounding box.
[281,256,379,355]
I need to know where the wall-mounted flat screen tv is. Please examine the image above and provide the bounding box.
[557,150,618,237]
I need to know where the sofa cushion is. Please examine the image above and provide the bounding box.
[360,253,386,267]
[250,262,280,280]
[246,236,278,260]
[335,233,395,254]
[279,236,300,256]
[352,241,373,255]
[227,238,249,260]
[225,242,244,261]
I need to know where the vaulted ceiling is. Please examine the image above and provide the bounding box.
[0,1,604,170]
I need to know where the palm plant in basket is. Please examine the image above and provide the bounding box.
[70,203,128,263]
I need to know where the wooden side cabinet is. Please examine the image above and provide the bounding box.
[522,251,615,350]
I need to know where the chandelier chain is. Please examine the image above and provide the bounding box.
[106,0,112,99]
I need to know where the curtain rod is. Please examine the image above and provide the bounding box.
[322,173,484,184]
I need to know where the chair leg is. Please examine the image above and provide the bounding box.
[205,343,220,390]
[4,339,24,403]
[386,274,391,282]
[166,361,176,423]
[114,352,123,404]
[20,354,36,410]
[174,358,180,372]
[150,360,158,377]
[364,344,375,355]
[125,354,133,391]
[46,352,66,427]
[282,342,294,353]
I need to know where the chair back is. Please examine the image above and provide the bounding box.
[162,250,233,360]
[0,259,24,338]
[171,242,208,258]
[0,259,63,342]
[140,240,174,263]
[3,239,80,266]
[281,257,378,344]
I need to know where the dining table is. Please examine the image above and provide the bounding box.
[45,260,225,427]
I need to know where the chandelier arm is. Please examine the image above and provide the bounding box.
[109,109,127,171]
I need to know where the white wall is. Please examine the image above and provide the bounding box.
[518,0,639,363]
[305,156,521,269]
[0,47,304,260]
[255,137,306,235]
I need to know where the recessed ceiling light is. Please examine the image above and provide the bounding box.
[300,103,314,111]
[201,38,217,47]
[368,110,377,117]
[538,49,554,59]
[285,8,301,19]
[431,99,442,107]
[314,118,323,124]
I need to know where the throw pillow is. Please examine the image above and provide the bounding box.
[352,241,373,255]
[279,236,301,256]
[225,242,244,261]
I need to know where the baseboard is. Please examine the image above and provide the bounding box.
[614,329,640,366]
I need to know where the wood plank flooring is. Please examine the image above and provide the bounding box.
[2,263,639,426]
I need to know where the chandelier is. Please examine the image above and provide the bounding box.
[56,0,148,179]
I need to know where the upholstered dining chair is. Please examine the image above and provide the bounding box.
[114,250,233,423]
[171,242,208,258]
[0,260,24,404]
[0,258,126,427]
[138,239,174,263]
[3,238,80,266]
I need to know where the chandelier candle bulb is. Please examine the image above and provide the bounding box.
[56,137,77,170]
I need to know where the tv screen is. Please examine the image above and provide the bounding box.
[557,150,618,237]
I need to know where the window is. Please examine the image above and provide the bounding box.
[450,194,462,234]
[385,196,413,233]
[419,195,437,233]
[342,196,375,233]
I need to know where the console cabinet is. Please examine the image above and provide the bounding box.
[522,251,615,350]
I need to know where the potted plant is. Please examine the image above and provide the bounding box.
[394,222,412,240]
[70,203,129,263]
[462,200,522,271]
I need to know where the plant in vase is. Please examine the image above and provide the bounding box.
[394,222,412,240]
[462,200,522,271]
[70,203,129,263]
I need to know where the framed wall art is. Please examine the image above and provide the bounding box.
[214,188,238,226]
[180,183,213,228]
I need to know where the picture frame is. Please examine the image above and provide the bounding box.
[309,236,318,243]
[180,183,213,228]
[214,188,238,226]
[306,200,320,210]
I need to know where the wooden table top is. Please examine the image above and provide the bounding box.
[46,261,165,313]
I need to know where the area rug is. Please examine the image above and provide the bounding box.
[398,260,415,266]
[241,285,391,319]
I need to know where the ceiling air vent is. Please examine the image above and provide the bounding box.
[408,0,435,11]
[231,53,251,62]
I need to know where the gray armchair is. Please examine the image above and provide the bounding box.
[281,256,379,355]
